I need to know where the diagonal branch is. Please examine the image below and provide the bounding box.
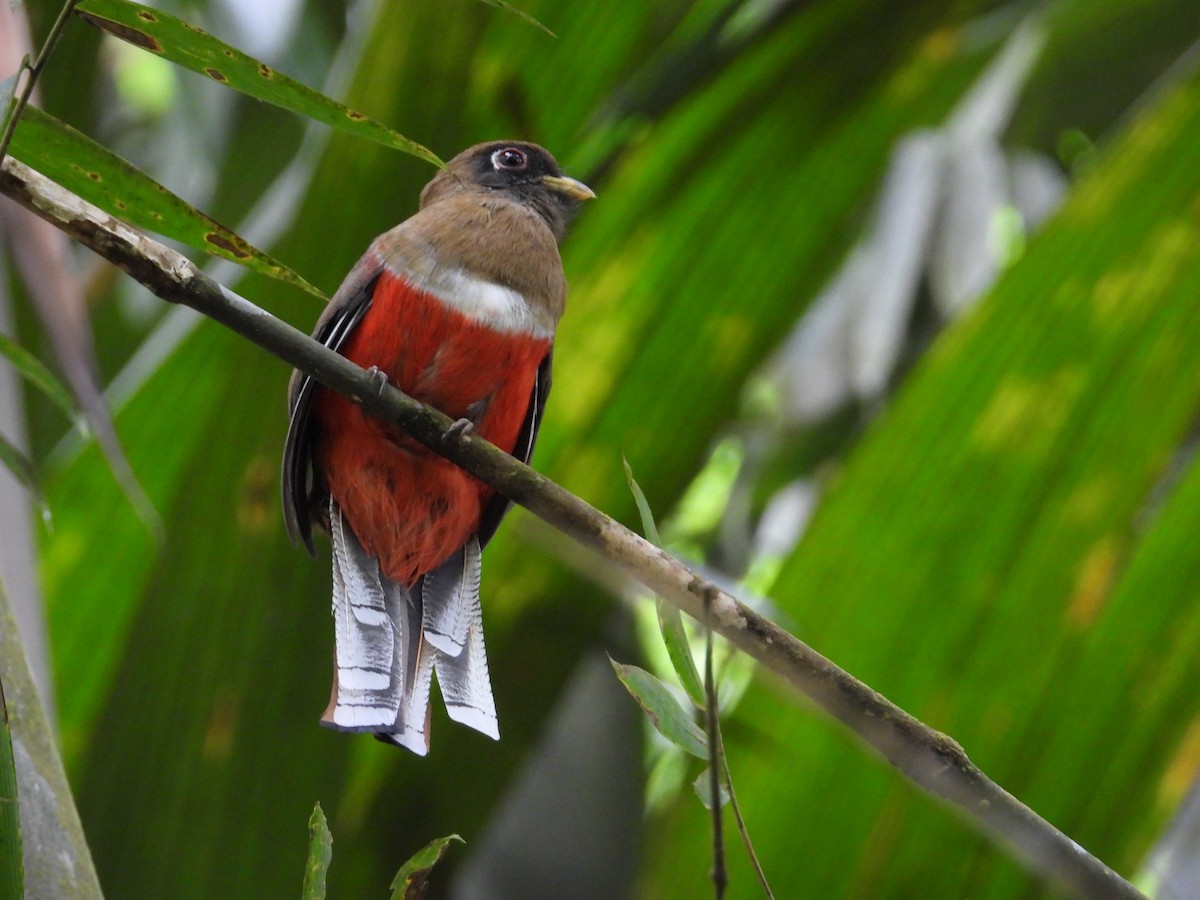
[0,156,1146,900]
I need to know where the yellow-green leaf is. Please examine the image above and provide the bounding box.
[301,803,332,900]
[8,105,323,299]
[610,657,708,758]
[388,834,463,900]
[0,333,80,427]
[473,0,556,38]
[0,434,40,505]
[0,681,21,900]
[74,0,441,168]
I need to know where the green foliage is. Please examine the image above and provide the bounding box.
[0,318,59,503]
[624,456,705,706]
[0,333,79,426]
[471,0,556,38]
[7,0,1199,897]
[300,802,460,900]
[8,105,323,296]
[692,768,728,811]
[610,658,708,759]
[0,583,101,896]
[0,67,26,137]
[302,804,332,900]
[388,834,463,900]
[643,52,1200,900]
[73,0,442,167]
[0,436,39,506]
[0,683,22,900]
[0,334,56,504]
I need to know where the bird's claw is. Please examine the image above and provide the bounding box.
[443,417,475,444]
[365,365,389,396]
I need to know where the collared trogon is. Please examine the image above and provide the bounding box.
[282,142,593,754]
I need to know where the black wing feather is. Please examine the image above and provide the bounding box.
[475,349,553,550]
[281,271,381,555]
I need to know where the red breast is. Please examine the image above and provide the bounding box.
[313,263,551,585]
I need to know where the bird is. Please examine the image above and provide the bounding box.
[281,141,593,754]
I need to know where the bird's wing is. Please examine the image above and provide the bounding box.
[281,259,382,555]
[475,349,553,549]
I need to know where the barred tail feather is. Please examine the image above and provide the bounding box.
[421,538,481,655]
[324,501,405,730]
[324,506,498,753]
[377,578,434,755]
[435,591,499,740]
[420,537,497,738]
[378,536,497,749]
[380,636,436,755]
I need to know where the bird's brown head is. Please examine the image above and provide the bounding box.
[420,141,595,241]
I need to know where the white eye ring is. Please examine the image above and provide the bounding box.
[492,147,529,171]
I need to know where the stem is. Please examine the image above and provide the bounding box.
[704,589,726,899]
[0,156,1149,900]
[716,727,774,898]
[0,1,83,163]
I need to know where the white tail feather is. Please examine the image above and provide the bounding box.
[435,591,499,740]
[324,505,498,751]
[388,636,436,755]
[326,502,404,729]
[421,538,481,656]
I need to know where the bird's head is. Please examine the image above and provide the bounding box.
[421,141,595,241]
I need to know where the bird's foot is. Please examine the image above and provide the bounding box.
[364,365,389,396]
[442,417,475,445]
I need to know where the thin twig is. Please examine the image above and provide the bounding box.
[703,587,726,899]
[0,0,83,163]
[716,724,775,898]
[0,156,1149,900]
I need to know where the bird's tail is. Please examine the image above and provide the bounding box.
[322,500,499,754]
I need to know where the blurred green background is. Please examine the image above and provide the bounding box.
[3,0,1200,897]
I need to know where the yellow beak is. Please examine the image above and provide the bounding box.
[542,175,596,203]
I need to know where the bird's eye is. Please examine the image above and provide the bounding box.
[492,147,528,171]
